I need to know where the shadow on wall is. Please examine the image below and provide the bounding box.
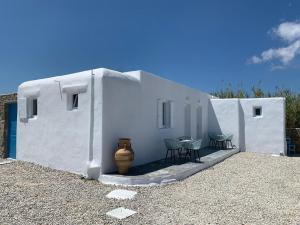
[208,99,246,151]
[207,100,222,137]
[238,102,246,152]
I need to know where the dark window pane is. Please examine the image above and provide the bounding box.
[73,94,78,109]
[32,99,37,116]
[255,107,261,116]
[162,102,166,126]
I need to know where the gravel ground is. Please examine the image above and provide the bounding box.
[0,152,299,225]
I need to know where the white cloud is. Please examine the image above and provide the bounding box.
[272,21,300,42]
[249,21,300,68]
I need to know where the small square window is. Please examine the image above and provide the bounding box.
[253,106,262,117]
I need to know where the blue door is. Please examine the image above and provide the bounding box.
[7,103,17,159]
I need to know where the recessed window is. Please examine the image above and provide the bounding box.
[253,106,262,117]
[72,94,78,109]
[32,99,38,116]
[28,98,38,118]
[67,93,79,111]
[158,100,172,129]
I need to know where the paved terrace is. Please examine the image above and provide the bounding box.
[100,147,239,185]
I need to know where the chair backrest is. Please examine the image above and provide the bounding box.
[164,138,180,150]
[214,134,226,141]
[225,134,233,141]
[186,139,202,150]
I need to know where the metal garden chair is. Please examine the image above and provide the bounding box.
[185,139,202,161]
[286,137,296,155]
[208,132,217,147]
[215,134,226,149]
[225,134,235,149]
[164,138,181,162]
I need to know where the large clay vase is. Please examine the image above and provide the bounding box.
[115,138,134,174]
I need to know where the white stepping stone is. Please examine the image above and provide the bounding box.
[106,207,136,219]
[106,189,137,200]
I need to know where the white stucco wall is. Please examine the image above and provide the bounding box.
[240,98,286,155]
[208,99,240,149]
[17,70,96,175]
[17,67,286,178]
[209,97,286,155]
[17,68,212,176]
[101,70,211,173]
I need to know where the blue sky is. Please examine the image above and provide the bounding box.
[1,0,300,94]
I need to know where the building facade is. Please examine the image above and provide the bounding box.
[16,68,286,180]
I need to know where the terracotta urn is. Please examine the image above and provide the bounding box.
[115,138,134,174]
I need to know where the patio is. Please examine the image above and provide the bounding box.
[100,147,239,185]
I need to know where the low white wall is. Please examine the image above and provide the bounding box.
[209,97,286,155]
[240,98,286,155]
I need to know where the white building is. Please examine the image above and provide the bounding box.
[17,68,286,179]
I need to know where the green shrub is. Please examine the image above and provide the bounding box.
[212,85,300,128]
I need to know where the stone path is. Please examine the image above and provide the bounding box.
[106,189,137,200]
[106,207,136,220]
[101,147,239,185]
[105,189,137,220]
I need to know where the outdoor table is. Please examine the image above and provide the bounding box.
[179,139,192,146]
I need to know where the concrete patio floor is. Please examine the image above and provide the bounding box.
[100,147,239,185]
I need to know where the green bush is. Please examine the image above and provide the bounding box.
[211,85,300,128]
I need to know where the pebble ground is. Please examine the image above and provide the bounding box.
[0,152,299,225]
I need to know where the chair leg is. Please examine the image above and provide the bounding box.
[165,150,169,162]
[185,149,191,160]
[197,150,201,161]
[171,150,174,162]
[185,150,188,160]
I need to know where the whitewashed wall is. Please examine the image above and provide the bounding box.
[17,68,212,176]
[240,98,286,155]
[17,71,95,175]
[209,98,286,155]
[17,68,286,178]
[208,99,241,149]
[101,70,211,173]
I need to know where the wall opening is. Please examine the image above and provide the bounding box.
[67,93,79,111]
[28,98,38,118]
[253,106,262,117]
